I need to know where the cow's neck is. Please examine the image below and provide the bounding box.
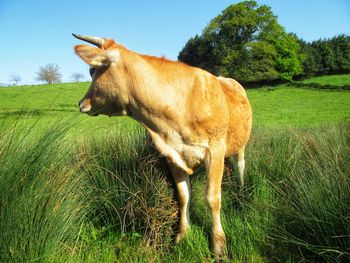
[120,50,185,133]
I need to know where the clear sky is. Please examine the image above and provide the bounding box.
[0,0,349,85]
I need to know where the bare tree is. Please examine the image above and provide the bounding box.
[70,72,85,82]
[35,63,62,84]
[9,74,22,86]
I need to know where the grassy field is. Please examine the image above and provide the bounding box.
[300,74,350,86]
[1,74,350,129]
[0,74,349,262]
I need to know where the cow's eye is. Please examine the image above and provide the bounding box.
[89,68,96,77]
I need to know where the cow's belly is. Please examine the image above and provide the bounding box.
[146,128,207,174]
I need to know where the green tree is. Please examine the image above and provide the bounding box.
[299,35,350,76]
[320,41,336,73]
[331,34,350,73]
[298,38,319,76]
[274,33,303,80]
[178,35,218,74]
[178,1,302,82]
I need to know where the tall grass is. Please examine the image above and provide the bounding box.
[0,116,349,262]
[78,126,177,248]
[245,122,350,262]
[0,117,177,262]
[0,117,91,262]
[269,124,350,261]
[164,122,350,262]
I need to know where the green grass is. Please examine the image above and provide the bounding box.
[300,74,350,86]
[249,86,350,126]
[0,76,350,262]
[0,82,139,136]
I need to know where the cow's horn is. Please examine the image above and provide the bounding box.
[72,33,105,47]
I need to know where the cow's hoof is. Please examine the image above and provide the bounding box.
[212,233,227,261]
[175,225,190,244]
[175,233,186,244]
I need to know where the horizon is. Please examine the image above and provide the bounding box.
[0,0,349,85]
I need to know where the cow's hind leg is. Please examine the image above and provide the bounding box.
[224,157,234,176]
[205,142,226,259]
[237,147,245,188]
[169,164,191,243]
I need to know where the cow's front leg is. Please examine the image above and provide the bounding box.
[169,164,191,243]
[205,142,226,259]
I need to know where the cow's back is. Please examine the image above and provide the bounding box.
[217,77,252,157]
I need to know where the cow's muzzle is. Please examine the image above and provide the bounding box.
[79,98,92,113]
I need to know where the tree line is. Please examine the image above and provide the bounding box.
[7,64,85,86]
[299,35,350,77]
[178,1,350,84]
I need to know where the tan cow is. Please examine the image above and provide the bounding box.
[73,33,252,259]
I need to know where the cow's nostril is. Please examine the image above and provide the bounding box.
[79,99,92,113]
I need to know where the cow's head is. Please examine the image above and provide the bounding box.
[73,34,128,116]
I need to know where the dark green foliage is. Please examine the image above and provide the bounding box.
[299,35,350,77]
[178,1,350,83]
[332,35,350,72]
[298,38,320,76]
[178,35,219,74]
[178,1,303,83]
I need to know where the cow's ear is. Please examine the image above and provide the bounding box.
[74,45,120,67]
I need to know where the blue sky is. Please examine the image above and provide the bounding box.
[0,0,349,85]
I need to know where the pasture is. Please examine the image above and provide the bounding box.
[1,75,350,129]
[0,74,349,262]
